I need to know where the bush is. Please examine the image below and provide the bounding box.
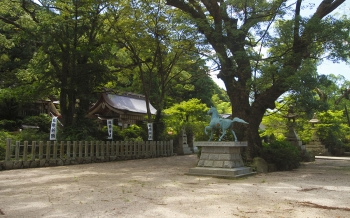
[59,119,105,141]
[121,125,145,140]
[23,114,52,133]
[101,124,147,141]
[16,129,50,142]
[101,125,123,141]
[0,119,20,131]
[259,141,301,171]
[316,110,350,156]
[300,150,315,162]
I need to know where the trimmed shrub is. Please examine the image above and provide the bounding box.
[121,124,147,141]
[16,129,49,142]
[0,119,19,131]
[300,150,315,162]
[259,141,301,171]
[23,114,52,133]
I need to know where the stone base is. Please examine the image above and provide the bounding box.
[306,143,328,155]
[186,141,254,178]
[186,167,255,178]
[192,146,199,153]
[183,146,193,155]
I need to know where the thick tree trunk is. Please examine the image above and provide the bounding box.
[60,88,76,127]
[227,84,262,160]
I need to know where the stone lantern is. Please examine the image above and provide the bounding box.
[305,113,328,155]
[178,127,193,155]
[284,106,304,150]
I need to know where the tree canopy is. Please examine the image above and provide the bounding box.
[0,0,219,134]
[166,0,350,158]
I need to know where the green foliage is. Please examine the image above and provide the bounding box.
[300,150,315,162]
[259,141,301,171]
[23,114,51,133]
[260,106,288,141]
[15,129,49,143]
[163,98,209,137]
[101,124,147,141]
[317,110,350,155]
[121,125,147,141]
[59,119,105,141]
[101,125,123,141]
[211,94,231,114]
[0,119,20,131]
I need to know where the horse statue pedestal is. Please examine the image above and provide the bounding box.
[186,141,255,178]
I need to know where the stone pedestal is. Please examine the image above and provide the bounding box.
[306,130,328,155]
[186,141,255,178]
[178,130,193,155]
[286,126,305,151]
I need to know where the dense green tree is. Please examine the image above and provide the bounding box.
[0,0,118,128]
[0,1,41,120]
[163,98,208,140]
[105,0,213,140]
[167,0,350,158]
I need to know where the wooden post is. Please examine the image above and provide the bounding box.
[138,141,141,156]
[46,141,51,160]
[84,141,89,157]
[170,140,173,156]
[101,141,105,157]
[133,142,139,158]
[106,141,110,157]
[96,141,100,157]
[116,141,120,156]
[157,141,160,156]
[73,141,77,159]
[15,141,20,161]
[146,141,150,157]
[142,141,145,156]
[124,141,129,158]
[90,141,94,157]
[5,138,11,161]
[67,141,71,159]
[165,141,169,156]
[60,141,64,159]
[31,141,36,161]
[111,141,115,156]
[79,141,83,158]
[53,141,57,159]
[39,141,44,160]
[137,141,141,157]
[151,141,155,157]
[23,141,28,161]
[120,141,124,156]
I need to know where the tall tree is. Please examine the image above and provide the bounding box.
[167,0,349,158]
[105,0,210,139]
[0,0,116,127]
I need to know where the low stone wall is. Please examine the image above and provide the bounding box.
[0,139,173,171]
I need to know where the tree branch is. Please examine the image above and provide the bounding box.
[335,88,350,105]
[314,0,346,19]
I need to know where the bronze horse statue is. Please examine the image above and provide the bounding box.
[204,107,248,141]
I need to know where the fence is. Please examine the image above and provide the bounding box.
[0,139,173,171]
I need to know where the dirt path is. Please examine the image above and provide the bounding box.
[0,155,350,218]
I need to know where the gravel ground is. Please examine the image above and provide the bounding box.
[0,154,350,218]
